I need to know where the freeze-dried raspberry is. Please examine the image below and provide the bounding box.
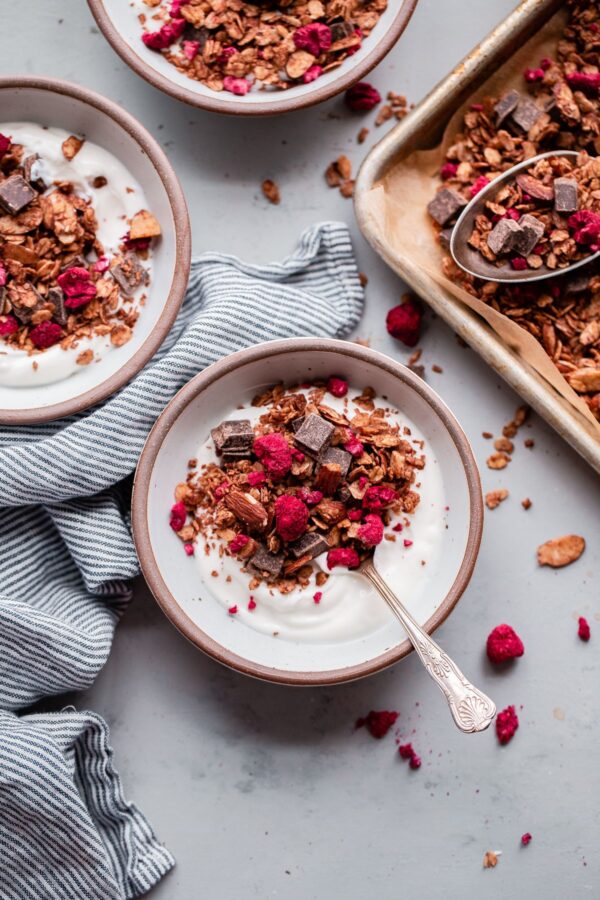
[496,705,519,745]
[228,605,238,615]
[363,485,397,510]
[386,297,422,347]
[358,514,384,547]
[566,71,600,92]
[540,57,553,70]
[29,321,63,349]
[253,433,292,479]
[170,0,185,16]
[297,488,323,506]
[182,40,200,60]
[214,481,229,500]
[524,67,544,82]
[521,833,532,846]
[486,624,525,664]
[169,501,186,532]
[347,509,362,521]
[578,616,590,642]
[57,267,97,308]
[184,543,194,556]
[223,76,250,96]
[248,597,257,611]
[347,28,362,56]
[293,23,332,55]
[470,175,490,197]
[356,710,398,739]
[303,65,323,84]
[217,47,238,64]
[313,591,322,604]
[0,315,18,336]
[122,232,151,252]
[275,494,309,542]
[0,261,6,286]
[0,134,10,159]
[345,82,381,112]
[569,210,600,246]
[398,743,414,759]
[409,754,422,769]
[327,547,360,569]
[403,539,413,548]
[292,449,305,462]
[344,432,364,457]
[229,534,250,553]
[440,162,458,179]
[92,257,110,273]
[504,208,520,221]
[247,471,266,487]
[142,18,185,50]
[510,257,529,270]
[327,376,348,397]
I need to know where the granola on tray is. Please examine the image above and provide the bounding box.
[426,1,600,421]
[137,0,388,95]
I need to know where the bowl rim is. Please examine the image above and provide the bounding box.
[86,0,419,116]
[132,337,484,686]
[0,75,191,425]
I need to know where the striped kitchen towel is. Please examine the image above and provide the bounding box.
[0,222,364,899]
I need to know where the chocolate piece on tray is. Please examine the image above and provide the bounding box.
[513,214,545,257]
[487,218,522,255]
[494,89,520,125]
[289,532,329,560]
[427,188,467,226]
[248,545,284,579]
[320,446,352,479]
[0,174,36,215]
[22,155,47,193]
[554,176,578,213]
[47,286,66,325]
[439,227,454,249]
[510,97,543,133]
[211,419,254,453]
[294,413,334,457]
[110,253,150,295]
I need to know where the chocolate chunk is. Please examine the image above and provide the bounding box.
[294,413,334,457]
[221,449,252,463]
[183,23,209,47]
[554,176,578,213]
[291,416,305,432]
[487,218,522,255]
[22,155,46,193]
[330,20,356,41]
[248,545,284,579]
[47,287,66,325]
[515,173,554,201]
[7,283,45,323]
[0,174,36,215]
[0,286,6,316]
[110,253,150,295]
[211,419,254,453]
[320,446,352,479]
[439,226,454,249]
[289,532,329,560]
[564,273,591,295]
[513,214,545,257]
[510,98,543,133]
[494,89,520,125]
[427,188,467,226]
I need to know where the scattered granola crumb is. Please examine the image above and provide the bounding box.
[432,364,443,374]
[524,438,535,449]
[483,851,499,869]
[358,272,368,288]
[487,452,510,470]
[482,432,493,439]
[485,489,509,510]
[325,155,354,199]
[578,616,591,642]
[521,498,532,510]
[356,710,398,739]
[537,535,585,568]
[496,705,519,745]
[486,624,524,664]
[261,179,280,205]
[494,437,514,454]
[357,127,370,144]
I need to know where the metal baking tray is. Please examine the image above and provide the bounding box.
[354,0,600,474]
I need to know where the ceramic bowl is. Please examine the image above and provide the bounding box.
[0,77,190,424]
[132,338,483,686]
[87,0,418,115]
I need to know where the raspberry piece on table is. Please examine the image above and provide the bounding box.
[327,547,360,570]
[521,832,532,846]
[169,501,186,532]
[486,624,524,664]
[524,67,544,82]
[253,433,293,479]
[184,543,194,556]
[496,705,519,745]
[510,257,529,270]
[356,710,398,739]
[313,591,322,604]
[386,297,422,347]
[398,743,414,759]
[409,754,422,770]
[274,494,309,542]
[246,471,266,487]
[345,82,381,112]
[228,605,238,615]
[248,597,257,611]
[578,616,591,642]
[29,321,63,349]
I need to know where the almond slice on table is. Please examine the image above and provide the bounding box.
[537,534,585,568]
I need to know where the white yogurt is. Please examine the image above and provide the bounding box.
[194,389,447,644]
[0,122,151,387]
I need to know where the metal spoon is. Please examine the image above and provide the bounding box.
[450,150,600,284]
[359,558,496,733]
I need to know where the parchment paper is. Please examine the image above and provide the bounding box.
[363,8,600,435]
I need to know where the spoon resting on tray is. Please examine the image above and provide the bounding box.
[336,558,496,733]
[448,150,600,284]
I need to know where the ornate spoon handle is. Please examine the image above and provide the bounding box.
[361,559,496,733]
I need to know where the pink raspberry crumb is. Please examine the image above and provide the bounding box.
[327,547,360,570]
[392,522,403,532]
[496,705,519,745]
[386,297,422,347]
[169,501,186,532]
[0,315,18,336]
[540,57,553,70]
[398,743,414,759]
[470,175,490,197]
[347,509,362,522]
[566,71,600,92]
[293,22,332,56]
[313,591,322,604]
[345,82,381,112]
[578,616,591,642]
[440,162,458,180]
[524,67,545,82]
[274,494,309,542]
[521,832,532,846]
[229,534,249,553]
[247,471,266,487]
[184,543,195,556]
[409,754,422,770]
[29,321,63,350]
[356,710,398,739]
[357,514,384,547]
[248,597,257,611]
[327,376,348,398]
[223,76,251,96]
[253,433,293,479]
[183,40,200,59]
[486,624,524,664]
[403,539,413,548]
[0,261,7,286]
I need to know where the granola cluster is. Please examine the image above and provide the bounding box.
[468,153,600,271]
[426,2,600,421]
[139,0,387,94]
[0,133,159,357]
[170,380,424,595]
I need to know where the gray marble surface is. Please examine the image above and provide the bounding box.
[8,1,600,897]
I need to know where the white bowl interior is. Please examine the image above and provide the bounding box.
[100,0,400,106]
[0,86,177,412]
[144,348,474,675]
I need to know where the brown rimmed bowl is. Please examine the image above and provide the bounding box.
[0,77,191,425]
[132,338,483,686]
[87,0,418,115]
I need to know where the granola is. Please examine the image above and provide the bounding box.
[0,123,159,384]
[426,2,600,421]
[137,0,388,95]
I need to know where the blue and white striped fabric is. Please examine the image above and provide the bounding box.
[0,222,364,899]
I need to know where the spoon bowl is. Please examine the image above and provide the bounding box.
[450,150,600,284]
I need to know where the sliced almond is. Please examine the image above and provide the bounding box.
[537,534,585,568]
